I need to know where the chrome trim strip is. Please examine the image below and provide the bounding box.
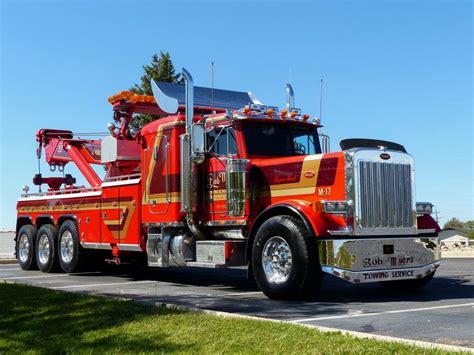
[418,228,436,234]
[204,220,247,226]
[81,242,112,250]
[101,178,141,187]
[118,244,143,252]
[81,242,142,251]
[18,191,102,202]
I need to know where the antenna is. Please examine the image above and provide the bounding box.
[319,79,323,123]
[211,61,215,115]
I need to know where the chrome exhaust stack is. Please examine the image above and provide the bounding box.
[286,83,294,112]
[181,68,205,239]
[180,68,195,214]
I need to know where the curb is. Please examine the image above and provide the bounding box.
[0,259,17,265]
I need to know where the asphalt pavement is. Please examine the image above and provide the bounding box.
[1,258,473,348]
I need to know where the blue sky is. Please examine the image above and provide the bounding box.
[0,0,472,229]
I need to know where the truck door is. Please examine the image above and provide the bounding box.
[101,186,121,245]
[204,126,238,217]
[143,134,170,214]
[117,182,140,247]
[101,182,140,247]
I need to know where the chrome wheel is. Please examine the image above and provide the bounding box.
[37,234,50,265]
[60,231,74,263]
[262,236,293,284]
[18,234,30,262]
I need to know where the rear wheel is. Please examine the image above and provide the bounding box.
[36,224,61,273]
[58,220,82,273]
[380,271,435,291]
[252,215,323,300]
[17,225,38,270]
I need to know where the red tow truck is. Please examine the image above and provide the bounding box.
[16,68,440,299]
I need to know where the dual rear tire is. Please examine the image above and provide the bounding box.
[17,221,82,273]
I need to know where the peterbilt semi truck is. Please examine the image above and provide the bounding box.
[15,68,440,300]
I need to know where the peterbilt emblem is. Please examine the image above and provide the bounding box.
[380,153,391,160]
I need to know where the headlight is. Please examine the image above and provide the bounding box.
[416,202,433,215]
[323,201,350,214]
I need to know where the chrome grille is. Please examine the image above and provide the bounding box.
[358,161,414,229]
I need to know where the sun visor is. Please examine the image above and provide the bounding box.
[152,80,259,111]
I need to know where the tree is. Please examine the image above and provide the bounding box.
[443,218,467,230]
[130,52,181,129]
[443,218,474,239]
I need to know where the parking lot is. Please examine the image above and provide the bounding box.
[1,257,473,349]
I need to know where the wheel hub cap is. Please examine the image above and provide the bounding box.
[37,234,51,265]
[18,234,30,262]
[262,236,293,284]
[60,231,74,263]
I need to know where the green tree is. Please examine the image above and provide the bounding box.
[443,217,466,230]
[130,52,181,129]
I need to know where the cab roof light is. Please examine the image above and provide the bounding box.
[279,109,288,119]
[302,114,310,121]
[266,107,275,118]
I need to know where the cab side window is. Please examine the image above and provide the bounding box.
[207,127,237,156]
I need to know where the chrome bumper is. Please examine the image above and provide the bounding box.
[318,237,440,283]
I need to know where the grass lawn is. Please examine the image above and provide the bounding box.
[0,283,456,354]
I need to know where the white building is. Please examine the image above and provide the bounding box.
[439,228,471,249]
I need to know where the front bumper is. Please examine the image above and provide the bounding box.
[318,237,440,283]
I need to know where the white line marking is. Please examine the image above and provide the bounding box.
[51,280,157,289]
[226,291,263,296]
[2,272,101,280]
[290,302,474,323]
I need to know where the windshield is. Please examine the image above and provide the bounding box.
[242,121,322,157]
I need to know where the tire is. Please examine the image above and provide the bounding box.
[58,220,83,273]
[36,224,61,273]
[380,271,435,291]
[251,215,323,300]
[16,225,38,270]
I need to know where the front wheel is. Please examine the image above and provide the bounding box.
[251,215,323,300]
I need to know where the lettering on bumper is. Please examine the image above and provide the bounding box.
[362,270,414,280]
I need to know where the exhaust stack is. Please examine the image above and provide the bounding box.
[286,83,294,112]
[180,68,195,214]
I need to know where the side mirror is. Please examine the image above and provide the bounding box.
[192,124,206,163]
[320,134,330,153]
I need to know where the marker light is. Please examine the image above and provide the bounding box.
[416,202,433,215]
[243,106,251,115]
[279,109,288,119]
[290,111,298,118]
[323,201,349,214]
[302,114,310,121]
[266,108,274,118]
